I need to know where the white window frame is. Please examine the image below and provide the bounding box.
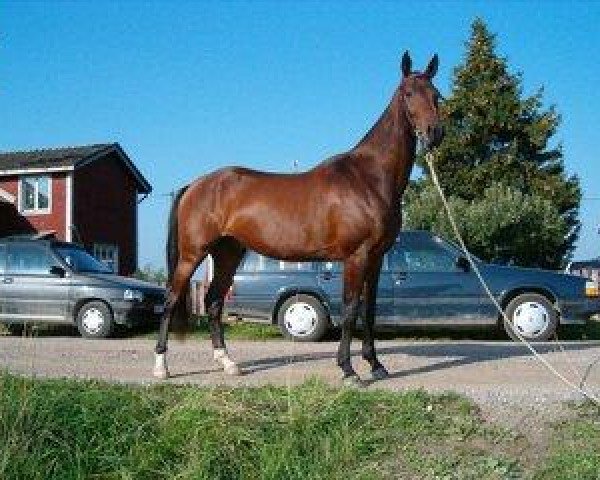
[93,243,119,273]
[18,175,52,215]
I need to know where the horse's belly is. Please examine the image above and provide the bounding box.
[226,210,370,261]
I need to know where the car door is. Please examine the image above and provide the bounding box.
[231,252,319,319]
[317,261,342,318]
[391,236,492,325]
[3,242,70,323]
[316,257,395,324]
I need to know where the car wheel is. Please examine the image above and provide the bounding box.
[4,323,25,336]
[76,301,114,339]
[277,294,329,342]
[503,293,558,342]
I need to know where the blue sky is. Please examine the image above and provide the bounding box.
[2,1,599,270]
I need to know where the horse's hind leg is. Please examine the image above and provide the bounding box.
[154,257,200,379]
[205,238,246,375]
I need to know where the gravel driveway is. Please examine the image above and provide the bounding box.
[2,336,600,405]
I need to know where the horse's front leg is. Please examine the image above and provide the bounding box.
[362,255,389,380]
[337,249,368,387]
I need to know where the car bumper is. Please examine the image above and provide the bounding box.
[112,301,164,327]
[559,298,600,324]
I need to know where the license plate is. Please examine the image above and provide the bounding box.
[154,305,165,314]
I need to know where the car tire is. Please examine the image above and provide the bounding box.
[4,323,25,336]
[503,293,558,342]
[76,301,114,339]
[277,294,329,342]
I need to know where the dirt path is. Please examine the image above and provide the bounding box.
[3,336,599,403]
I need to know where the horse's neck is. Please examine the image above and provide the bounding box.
[354,93,416,192]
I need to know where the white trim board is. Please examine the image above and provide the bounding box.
[65,173,73,241]
[0,165,74,176]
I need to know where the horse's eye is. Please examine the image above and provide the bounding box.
[405,91,413,98]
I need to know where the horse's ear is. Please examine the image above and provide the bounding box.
[401,51,412,77]
[425,54,439,78]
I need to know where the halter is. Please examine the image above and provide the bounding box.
[399,74,443,148]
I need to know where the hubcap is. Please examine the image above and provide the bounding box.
[284,302,318,337]
[512,301,549,338]
[82,308,105,334]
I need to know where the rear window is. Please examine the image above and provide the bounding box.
[6,243,53,275]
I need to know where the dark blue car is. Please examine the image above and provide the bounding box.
[226,231,600,342]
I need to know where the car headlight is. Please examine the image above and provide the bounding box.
[124,289,144,301]
[585,281,599,297]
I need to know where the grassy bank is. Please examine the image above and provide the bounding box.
[136,314,600,342]
[1,374,598,479]
[4,315,600,342]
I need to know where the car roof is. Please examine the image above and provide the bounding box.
[0,235,83,250]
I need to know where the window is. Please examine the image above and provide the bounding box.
[93,244,119,273]
[6,244,52,275]
[20,176,51,213]
[402,245,456,272]
[54,245,112,274]
[239,253,316,272]
[386,247,408,271]
[282,261,315,271]
[322,261,342,273]
[261,257,282,272]
[240,252,262,272]
[0,245,6,274]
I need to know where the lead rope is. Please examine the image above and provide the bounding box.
[424,151,600,406]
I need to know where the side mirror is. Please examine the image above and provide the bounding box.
[50,266,66,278]
[455,256,470,272]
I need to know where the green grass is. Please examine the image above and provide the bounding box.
[2,373,599,479]
[171,315,600,342]
[188,315,282,340]
[533,402,600,480]
[3,315,600,343]
[0,374,508,479]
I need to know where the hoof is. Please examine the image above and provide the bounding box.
[214,348,241,376]
[224,363,242,376]
[153,353,169,380]
[153,368,170,380]
[370,366,389,381]
[342,374,365,389]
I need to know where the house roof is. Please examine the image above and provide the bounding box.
[0,143,151,194]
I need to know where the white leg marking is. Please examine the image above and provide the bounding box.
[153,353,170,379]
[214,348,241,376]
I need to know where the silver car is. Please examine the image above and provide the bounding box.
[0,236,166,338]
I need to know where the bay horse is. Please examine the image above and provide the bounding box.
[154,51,443,386]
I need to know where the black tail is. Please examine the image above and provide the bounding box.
[167,186,191,334]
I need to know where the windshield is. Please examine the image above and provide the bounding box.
[54,245,113,274]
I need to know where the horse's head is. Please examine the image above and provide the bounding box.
[398,51,444,150]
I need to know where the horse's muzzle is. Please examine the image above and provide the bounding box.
[419,124,444,150]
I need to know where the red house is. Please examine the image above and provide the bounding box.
[0,143,151,275]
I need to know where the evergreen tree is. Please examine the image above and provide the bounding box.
[415,18,580,268]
